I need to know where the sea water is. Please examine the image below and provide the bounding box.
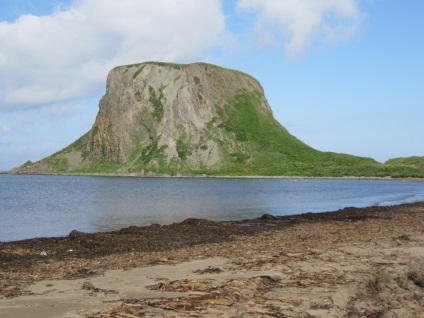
[1,174,423,241]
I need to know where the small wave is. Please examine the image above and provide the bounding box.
[375,194,417,206]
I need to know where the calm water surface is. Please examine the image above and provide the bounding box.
[1,174,423,241]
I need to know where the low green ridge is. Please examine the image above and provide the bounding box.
[385,156,424,167]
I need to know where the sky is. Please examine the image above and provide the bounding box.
[0,0,423,171]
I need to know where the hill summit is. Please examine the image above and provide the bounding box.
[14,62,423,177]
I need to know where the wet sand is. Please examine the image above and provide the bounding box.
[1,202,424,317]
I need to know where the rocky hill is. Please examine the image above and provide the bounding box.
[12,62,424,177]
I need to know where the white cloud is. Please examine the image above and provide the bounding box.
[0,0,225,110]
[47,102,83,119]
[0,125,10,135]
[237,0,365,59]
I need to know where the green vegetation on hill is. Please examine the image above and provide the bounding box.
[385,156,424,167]
[381,156,424,178]
[10,61,424,178]
[201,91,423,177]
[18,90,423,178]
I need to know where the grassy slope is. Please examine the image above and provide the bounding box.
[385,156,424,167]
[382,156,424,178]
[226,92,424,177]
[213,92,383,176]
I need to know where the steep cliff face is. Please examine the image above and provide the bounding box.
[88,62,271,172]
[17,62,398,177]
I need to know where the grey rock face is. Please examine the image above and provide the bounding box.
[89,62,271,170]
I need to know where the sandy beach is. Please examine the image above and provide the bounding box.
[1,202,424,317]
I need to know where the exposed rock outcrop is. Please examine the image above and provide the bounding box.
[89,62,270,171]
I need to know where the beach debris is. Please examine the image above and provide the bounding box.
[40,251,47,257]
[407,269,424,288]
[146,278,215,293]
[193,266,224,274]
[260,214,279,220]
[82,282,119,295]
[149,257,179,265]
[77,268,97,277]
[68,229,84,238]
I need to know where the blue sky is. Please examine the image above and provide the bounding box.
[0,0,423,171]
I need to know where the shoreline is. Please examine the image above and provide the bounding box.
[1,201,424,317]
[2,199,424,244]
[5,171,424,182]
